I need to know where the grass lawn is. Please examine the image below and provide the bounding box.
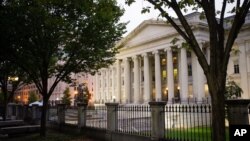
[2,129,94,141]
[165,127,229,141]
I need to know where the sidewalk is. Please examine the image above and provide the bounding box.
[70,136,97,141]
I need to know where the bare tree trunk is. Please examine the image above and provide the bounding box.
[2,87,8,121]
[40,96,48,137]
[2,98,7,121]
[211,91,226,141]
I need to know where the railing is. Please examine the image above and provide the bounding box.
[86,105,107,129]
[164,104,212,141]
[65,107,78,125]
[48,106,57,122]
[116,104,151,137]
[44,100,249,141]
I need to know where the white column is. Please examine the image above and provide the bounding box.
[106,69,110,102]
[191,52,198,100]
[143,53,151,103]
[153,50,162,101]
[166,48,174,103]
[239,42,249,99]
[196,57,205,103]
[111,66,115,102]
[180,48,189,103]
[124,58,131,103]
[100,70,104,103]
[133,55,140,103]
[95,74,99,103]
[116,60,121,103]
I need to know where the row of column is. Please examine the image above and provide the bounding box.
[94,48,206,104]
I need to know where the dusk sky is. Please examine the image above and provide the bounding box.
[117,0,235,36]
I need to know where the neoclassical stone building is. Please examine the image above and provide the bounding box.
[93,12,250,104]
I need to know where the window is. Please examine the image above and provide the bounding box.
[188,64,192,76]
[234,61,240,74]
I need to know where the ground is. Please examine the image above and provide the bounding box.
[0,129,97,141]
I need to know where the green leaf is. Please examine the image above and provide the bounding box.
[170,37,180,45]
[141,6,151,14]
[125,0,135,6]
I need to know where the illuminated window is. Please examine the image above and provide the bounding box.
[162,70,167,78]
[174,69,178,77]
[161,58,166,65]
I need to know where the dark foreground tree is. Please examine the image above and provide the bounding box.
[1,0,126,136]
[126,0,250,141]
[0,59,26,120]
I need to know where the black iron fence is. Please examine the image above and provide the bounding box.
[65,107,78,125]
[86,105,107,129]
[164,104,212,141]
[115,104,151,137]
[45,101,250,141]
[48,106,58,122]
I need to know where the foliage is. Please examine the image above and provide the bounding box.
[61,87,71,106]
[125,1,250,141]
[75,84,91,104]
[225,78,243,99]
[0,92,3,104]
[28,91,39,104]
[0,0,126,136]
[0,58,28,120]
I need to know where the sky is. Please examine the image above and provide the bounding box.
[117,0,235,36]
[117,0,160,36]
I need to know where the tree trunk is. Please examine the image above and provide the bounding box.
[40,96,48,137]
[2,87,8,121]
[2,98,7,121]
[210,84,226,141]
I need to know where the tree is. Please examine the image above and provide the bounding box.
[75,83,91,104]
[126,0,250,141]
[0,59,26,120]
[0,0,125,136]
[28,91,39,104]
[225,77,243,99]
[61,87,71,106]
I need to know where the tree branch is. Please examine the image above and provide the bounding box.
[148,0,190,41]
[170,0,210,73]
[220,0,227,26]
[223,0,250,72]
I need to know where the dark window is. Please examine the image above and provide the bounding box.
[234,64,240,74]
[188,64,192,76]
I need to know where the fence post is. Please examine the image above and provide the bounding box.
[105,103,119,141]
[23,104,29,121]
[77,103,88,129]
[149,101,166,141]
[15,104,23,120]
[7,103,16,119]
[226,99,250,125]
[31,104,40,124]
[57,103,66,125]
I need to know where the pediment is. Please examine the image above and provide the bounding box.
[117,20,176,48]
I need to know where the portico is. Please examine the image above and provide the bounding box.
[94,46,209,104]
[93,12,250,104]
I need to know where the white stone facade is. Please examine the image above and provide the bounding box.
[92,12,250,104]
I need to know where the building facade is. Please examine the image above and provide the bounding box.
[14,73,95,105]
[93,12,250,104]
